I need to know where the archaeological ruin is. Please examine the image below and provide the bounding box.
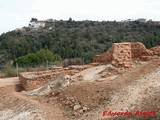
[94,42,160,67]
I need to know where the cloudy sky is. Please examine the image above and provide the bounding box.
[0,0,160,34]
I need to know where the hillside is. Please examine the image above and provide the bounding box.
[0,18,160,68]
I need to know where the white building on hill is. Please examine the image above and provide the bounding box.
[28,18,46,28]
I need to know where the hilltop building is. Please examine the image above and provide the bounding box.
[28,18,54,28]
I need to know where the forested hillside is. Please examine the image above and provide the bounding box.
[0,19,160,68]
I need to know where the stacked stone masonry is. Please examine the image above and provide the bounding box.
[93,50,112,64]
[112,43,132,68]
[19,71,60,91]
[93,42,160,67]
[19,65,92,91]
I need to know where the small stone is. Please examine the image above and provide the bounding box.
[78,109,83,114]
[72,112,78,116]
[65,100,71,105]
[51,92,55,96]
[96,79,105,82]
[82,107,88,111]
[52,90,60,96]
[73,104,81,111]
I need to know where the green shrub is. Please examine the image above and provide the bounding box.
[4,64,17,77]
[83,52,95,64]
[62,58,82,67]
[14,49,63,67]
[53,61,62,66]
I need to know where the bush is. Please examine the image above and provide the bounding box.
[83,52,95,64]
[53,61,62,66]
[14,49,63,67]
[62,58,82,67]
[4,64,17,77]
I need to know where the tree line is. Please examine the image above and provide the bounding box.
[13,49,62,67]
[0,19,160,68]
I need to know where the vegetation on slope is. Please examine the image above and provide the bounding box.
[0,19,160,69]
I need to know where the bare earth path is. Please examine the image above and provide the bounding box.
[0,78,67,120]
[12,92,67,120]
[0,91,67,120]
[0,77,19,87]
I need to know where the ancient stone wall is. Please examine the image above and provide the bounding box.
[131,42,153,59]
[19,67,85,91]
[111,43,132,68]
[93,50,112,64]
[19,71,58,91]
[150,46,160,56]
[93,42,160,67]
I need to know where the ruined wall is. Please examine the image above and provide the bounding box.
[93,42,160,67]
[111,43,132,68]
[93,50,112,63]
[19,68,83,91]
[150,46,160,56]
[19,71,58,91]
[131,42,153,59]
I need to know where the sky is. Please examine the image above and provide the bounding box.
[0,0,160,34]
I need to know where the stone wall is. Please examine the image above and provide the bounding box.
[131,42,153,59]
[19,67,86,91]
[150,46,160,56]
[111,43,132,68]
[93,50,112,64]
[19,71,59,91]
[93,42,160,67]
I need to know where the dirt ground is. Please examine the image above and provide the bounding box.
[0,59,160,120]
[0,77,19,87]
